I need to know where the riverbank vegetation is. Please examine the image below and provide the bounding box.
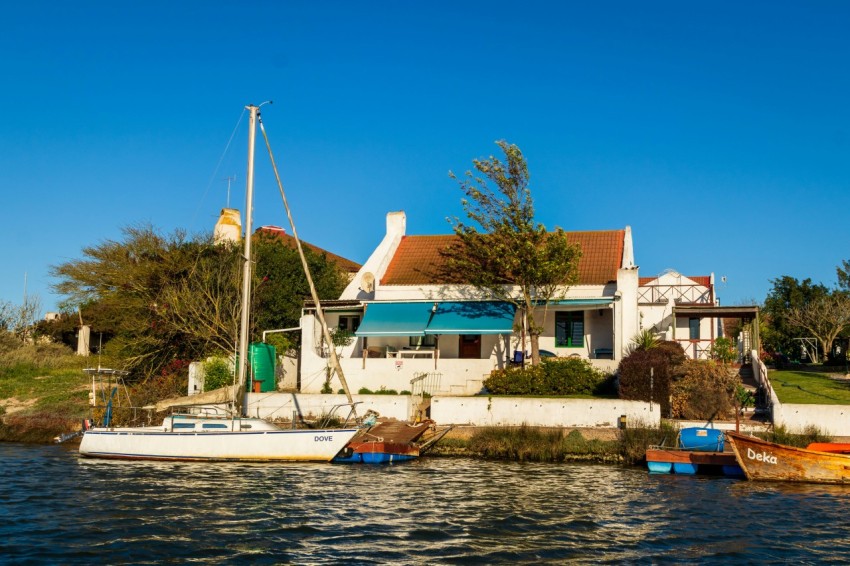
[0,339,89,442]
[431,422,679,465]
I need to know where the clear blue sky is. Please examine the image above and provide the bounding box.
[3,1,849,312]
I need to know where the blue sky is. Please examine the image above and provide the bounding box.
[2,1,849,312]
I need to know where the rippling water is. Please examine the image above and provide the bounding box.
[3,443,850,564]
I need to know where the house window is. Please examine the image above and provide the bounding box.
[689,317,700,340]
[409,335,436,348]
[555,311,584,348]
[338,315,360,333]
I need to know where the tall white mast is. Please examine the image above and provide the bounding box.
[235,104,259,415]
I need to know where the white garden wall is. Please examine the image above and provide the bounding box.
[430,396,658,428]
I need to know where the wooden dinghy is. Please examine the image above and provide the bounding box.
[726,431,850,484]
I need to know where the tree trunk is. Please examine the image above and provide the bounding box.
[529,332,541,365]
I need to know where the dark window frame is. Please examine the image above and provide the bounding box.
[555,311,584,348]
[689,317,700,340]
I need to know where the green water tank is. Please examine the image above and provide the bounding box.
[249,342,276,392]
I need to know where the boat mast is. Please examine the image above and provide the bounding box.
[235,104,259,416]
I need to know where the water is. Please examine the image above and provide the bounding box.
[2,443,850,564]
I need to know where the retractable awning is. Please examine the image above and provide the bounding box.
[354,301,517,337]
[425,301,517,335]
[354,302,433,337]
[546,298,614,307]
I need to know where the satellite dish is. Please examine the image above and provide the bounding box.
[360,272,375,293]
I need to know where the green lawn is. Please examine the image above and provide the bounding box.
[769,369,850,404]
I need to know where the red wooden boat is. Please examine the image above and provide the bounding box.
[806,442,850,454]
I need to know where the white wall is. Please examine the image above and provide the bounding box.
[772,402,850,436]
[244,392,412,421]
[244,392,657,429]
[431,396,658,427]
[616,267,640,360]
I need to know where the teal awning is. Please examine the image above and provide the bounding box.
[425,301,516,335]
[545,299,614,307]
[354,301,517,337]
[354,302,433,337]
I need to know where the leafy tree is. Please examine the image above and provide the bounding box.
[251,233,348,338]
[837,259,850,291]
[761,276,829,359]
[443,141,582,365]
[785,294,850,362]
[50,224,348,379]
[710,337,736,365]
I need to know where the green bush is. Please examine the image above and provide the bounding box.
[484,357,609,396]
[711,337,736,364]
[203,357,233,392]
[357,387,400,395]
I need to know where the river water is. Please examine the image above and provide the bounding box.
[2,443,849,564]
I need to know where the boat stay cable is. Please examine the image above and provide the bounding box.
[257,111,357,412]
[190,108,247,229]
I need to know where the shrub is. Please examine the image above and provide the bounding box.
[670,360,740,419]
[618,341,685,414]
[127,372,188,409]
[203,357,233,392]
[484,357,608,396]
[357,387,400,395]
[711,337,736,365]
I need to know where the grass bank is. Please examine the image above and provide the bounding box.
[0,344,91,443]
[769,368,850,404]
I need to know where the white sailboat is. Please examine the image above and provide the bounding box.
[79,104,360,461]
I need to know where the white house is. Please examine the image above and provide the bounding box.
[298,211,640,396]
[636,271,759,360]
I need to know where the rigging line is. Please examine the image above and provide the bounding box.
[189,108,247,230]
[257,114,356,410]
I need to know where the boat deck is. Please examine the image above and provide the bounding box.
[359,420,433,444]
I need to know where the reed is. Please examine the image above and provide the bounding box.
[760,424,832,447]
[0,412,80,443]
[466,426,619,463]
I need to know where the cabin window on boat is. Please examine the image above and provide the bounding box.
[173,423,195,430]
[555,311,584,348]
[338,316,361,332]
[202,423,229,429]
[688,317,700,340]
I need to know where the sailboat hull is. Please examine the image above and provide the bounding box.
[80,427,359,462]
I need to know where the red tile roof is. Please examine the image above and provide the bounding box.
[255,226,361,273]
[382,230,625,286]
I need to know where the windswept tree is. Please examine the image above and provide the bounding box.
[785,294,850,361]
[837,259,850,291]
[442,141,582,365]
[51,225,240,375]
[51,224,347,378]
